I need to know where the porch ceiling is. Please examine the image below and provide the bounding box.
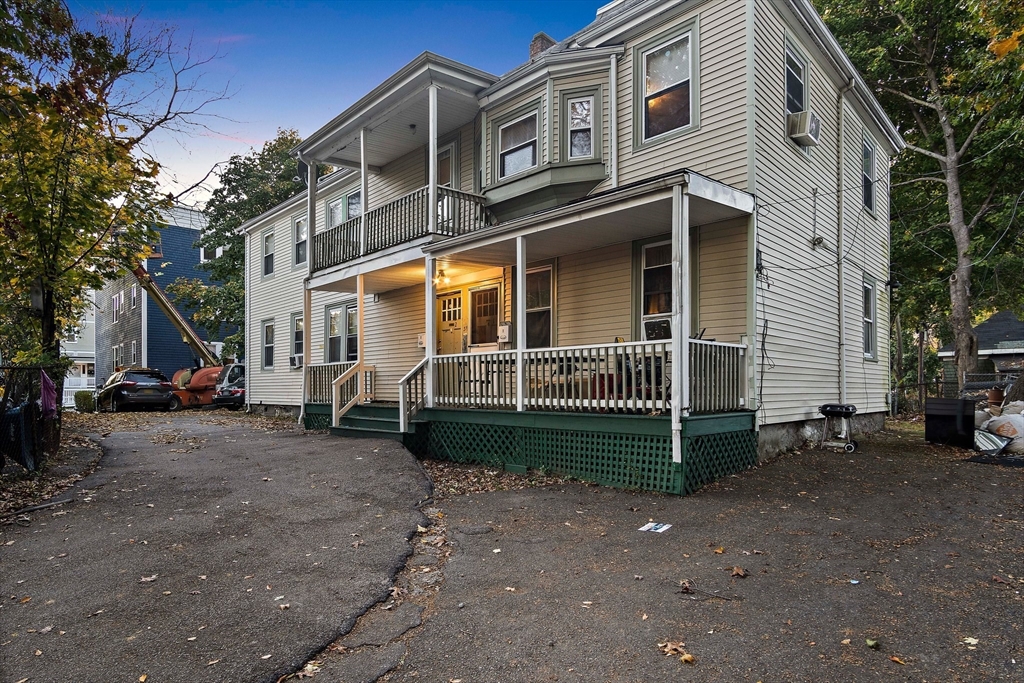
[298,54,494,169]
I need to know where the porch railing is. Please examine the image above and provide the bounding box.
[306,361,355,404]
[398,357,430,433]
[689,339,747,414]
[312,185,489,272]
[426,339,747,415]
[62,376,96,407]
[332,362,376,427]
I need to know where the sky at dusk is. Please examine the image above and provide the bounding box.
[67,0,604,206]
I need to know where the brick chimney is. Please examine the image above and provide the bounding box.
[529,32,556,59]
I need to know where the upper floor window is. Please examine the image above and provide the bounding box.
[131,284,138,309]
[567,97,594,159]
[346,190,362,220]
[862,137,876,212]
[498,112,538,179]
[643,33,692,140]
[112,292,122,322]
[328,198,345,228]
[785,45,806,115]
[294,217,307,265]
[263,232,274,276]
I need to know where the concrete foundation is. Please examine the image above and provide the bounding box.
[247,402,300,419]
[757,411,885,458]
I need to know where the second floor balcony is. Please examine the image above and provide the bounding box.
[312,185,491,273]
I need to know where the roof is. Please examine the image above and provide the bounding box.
[939,311,1024,354]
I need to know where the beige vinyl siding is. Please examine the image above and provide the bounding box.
[556,243,632,346]
[246,212,307,407]
[367,147,425,209]
[751,0,848,425]
[361,283,426,402]
[612,1,749,191]
[459,123,476,194]
[696,219,747,343]
[484,85,547,187]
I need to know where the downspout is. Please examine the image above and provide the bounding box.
[836,78,855,404]
[608,53,619,188]
[297,153,317,426]
[244,231,251,413]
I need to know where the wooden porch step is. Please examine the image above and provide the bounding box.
[329,425,405,441]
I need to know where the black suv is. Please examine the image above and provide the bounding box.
[97,369,174,412]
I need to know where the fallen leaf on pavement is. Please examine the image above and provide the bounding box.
[841,639,851,645]
[34,649,42,656]
[730,566,748,578]
[140,675,148,682]
[992,575,1009,584]
[19,596,31,604]
[866,639,880,649]
[890,656,906,665]
[139,575,158,583]
[681,653,696,664]
[207,659,221,666]
[659,641,686,656]
[714,547,724,554]
[963,637,979,645]
[417,525,429,533]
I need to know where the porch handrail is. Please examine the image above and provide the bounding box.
[306,361,355,404]
[689,338,746,414]
[332,362,375,426]
[398,357,430,433]
[434,338,668,360]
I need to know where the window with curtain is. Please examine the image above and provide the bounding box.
[644,34,691,139]
[499,113,538,179]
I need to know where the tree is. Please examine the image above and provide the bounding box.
[815,0,1024,388]
[167,129,319,358]
[0,0,226,366]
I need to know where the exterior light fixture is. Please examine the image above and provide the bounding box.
[433,269,450,286]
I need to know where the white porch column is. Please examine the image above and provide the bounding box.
[359,128,369,254]
[516,236,527,411]
[425,256,437,407]
[357,274,365,365]
[299,157,317,423]
[428,84,439,234]
[670,184,691,464]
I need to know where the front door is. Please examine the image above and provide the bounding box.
[469,286,500,351]
[437,291,464,355]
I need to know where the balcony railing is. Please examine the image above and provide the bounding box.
[313,185,489,272]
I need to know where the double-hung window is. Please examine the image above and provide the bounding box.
[294,217,307,266]
[328,198,345,228]
[643,33,692,140]
[346,190,362,220]
[131,340,137,365]
[498,113,538,179]
[862,280,876,359]
[862,137,876,212]
[262,321,275,369]
[641,242,673,340]
[112,292,122,322]
[567,97,594,159]
[131,285,137,309]
[263,232,275,276]
[785,45,806,115]
[525,267,552,348]
[292,315,304,362]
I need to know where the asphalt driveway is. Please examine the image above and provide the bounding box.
[0,414,430,683]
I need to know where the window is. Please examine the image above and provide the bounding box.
[292,315,304,359]
[131,340,137,365]
[498,112,538,179]
[862,280,876,359]
[525,268,552,348]
[131,285,138,309]
[470,287,499,345]
[66,328,78,343]
[328,198,345,228]
[785,45,806,115]
[111,346,119,372]
[112,292,122,322]
[643,33,692,140]
[437,146,453,187]
[567,97,594,159]
[346,190,362,220]
[642,242,672,339]
[294,216,307,265]
[263,232,275,276]
[327,304,359,363]
[262,321,275,369]
[862,137,876,212]
[149,233,162,257]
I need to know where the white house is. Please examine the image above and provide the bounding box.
[242,0,903,495]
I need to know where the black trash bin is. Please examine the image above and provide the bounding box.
[924,398,976,449]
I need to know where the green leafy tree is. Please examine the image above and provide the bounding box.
[0,0,226,369]
[168,129,320,358]
[815,0,1024,389]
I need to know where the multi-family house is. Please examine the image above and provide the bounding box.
[243,0,903,495]
[60,291,96,406]
[95,206,219,386]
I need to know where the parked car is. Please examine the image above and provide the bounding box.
[96,369,174,412]
[212,379,245,410]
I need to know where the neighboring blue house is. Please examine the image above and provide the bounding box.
[95,206,220,385]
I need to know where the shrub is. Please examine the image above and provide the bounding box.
[74,390,95,413]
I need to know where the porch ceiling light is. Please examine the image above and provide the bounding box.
[433,269,450,286]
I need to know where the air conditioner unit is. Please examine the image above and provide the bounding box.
[787,110,821,147]
[289,354,304,368]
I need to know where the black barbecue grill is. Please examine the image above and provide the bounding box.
[819,403,858,452]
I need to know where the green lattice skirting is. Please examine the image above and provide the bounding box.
[303,403,332,431]
[419,409,757,496]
